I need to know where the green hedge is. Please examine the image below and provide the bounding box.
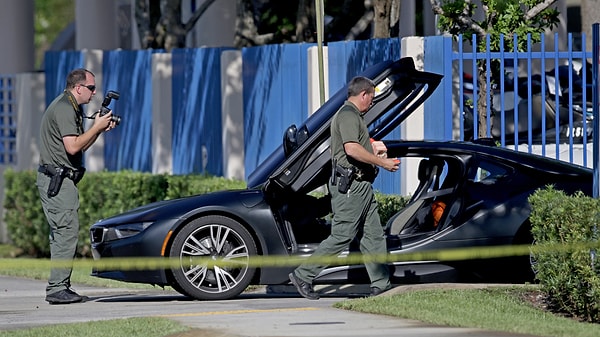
[163,174,248,199]
[4,169,406,258]
[529,186,600,323]
[375,192,407,225]
[3,169,247,257]
[4,170,47,257]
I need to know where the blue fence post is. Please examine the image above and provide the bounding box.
[593,23,599,199]
[590,22,599,272]
[424,35,453,140]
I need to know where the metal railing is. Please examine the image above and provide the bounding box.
[452,32,595,167]
[0,75,17,165]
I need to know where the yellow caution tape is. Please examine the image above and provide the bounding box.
[1,241,598,271]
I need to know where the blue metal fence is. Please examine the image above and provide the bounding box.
[450,32,594,167]
[172,47,231,175]
[102,49,155,172]
[242,43,314,177]
[0,75,16,164]
[44,51,84,106]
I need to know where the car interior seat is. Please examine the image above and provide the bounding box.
[387,158,447,235]
[409,158,445,202]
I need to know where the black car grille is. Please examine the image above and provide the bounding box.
[90,228,105,244]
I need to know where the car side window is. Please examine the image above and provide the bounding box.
[470,160,509,184]
[462,159,512,214]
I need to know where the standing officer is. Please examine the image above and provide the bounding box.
[37,68,116,304]
[289,76,400,299]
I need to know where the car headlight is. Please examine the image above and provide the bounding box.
[92,222,152,243]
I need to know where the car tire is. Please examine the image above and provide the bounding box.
[169,282,192,298]
[169,215,257,300]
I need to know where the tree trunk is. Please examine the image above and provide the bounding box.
[234,0,257,47]
[372,0,392,38]
[234,0,275,47]
[135,0,162,49]
[156,0,186,51]
[296,0,316,42]
[345,1,374,40]
[477,60,490,139]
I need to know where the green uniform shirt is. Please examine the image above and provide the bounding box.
[39,91,84,169]
[330,100,375,175]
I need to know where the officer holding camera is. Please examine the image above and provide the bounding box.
[289,76,400,300]
[37,68,117,304]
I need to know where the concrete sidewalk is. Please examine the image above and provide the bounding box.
[0,275,536,337]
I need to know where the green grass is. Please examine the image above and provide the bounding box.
[0,317,188,337]
[0,243,168,290]
[0,244,21,258]
[335,286,600,337]
[0,259,161,289]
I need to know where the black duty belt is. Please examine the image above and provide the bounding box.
[38,164,86,185]
[353,166,378,183]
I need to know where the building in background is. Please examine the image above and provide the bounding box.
[0,0,589,75]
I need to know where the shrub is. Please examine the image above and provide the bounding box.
[76,171,171,256]
[4,169,245,257]
[164,174,246,199]
[529,186,600,323]
[4,170,48,257]
[376,193,408,225]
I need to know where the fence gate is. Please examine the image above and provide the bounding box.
[451,32,595,168]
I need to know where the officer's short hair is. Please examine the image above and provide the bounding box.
[65,68,95,90]
[347,76,375,98]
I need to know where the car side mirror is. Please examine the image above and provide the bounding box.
[283,124,310,156]
[283,124,298,156]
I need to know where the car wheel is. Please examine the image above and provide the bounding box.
[169,215,257,300]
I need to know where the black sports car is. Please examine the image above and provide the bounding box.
[89,57,592,300]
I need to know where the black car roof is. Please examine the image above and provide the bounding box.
[385,139,592,177]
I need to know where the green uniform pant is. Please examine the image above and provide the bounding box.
[37,172,80,295]
[294,180,390,290]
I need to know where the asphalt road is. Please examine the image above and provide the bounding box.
[0,275,536,337]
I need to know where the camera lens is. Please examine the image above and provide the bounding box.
[112,115,121,125]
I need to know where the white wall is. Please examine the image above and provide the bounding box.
[221,51,245,180]
[82,50,107,172]
[183,0,237,48]
[0,0,34,74]
[75,0,119,50]
[152,54,174,174]
[400,37,426,197]
[16,73,45,171]
[307,46,330,115]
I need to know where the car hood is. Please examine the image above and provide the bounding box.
[247,57,443,192]
[93,189,261,225]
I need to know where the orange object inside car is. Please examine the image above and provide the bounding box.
[431,201,446,227]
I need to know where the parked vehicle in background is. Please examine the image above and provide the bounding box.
[462,61,593,144]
